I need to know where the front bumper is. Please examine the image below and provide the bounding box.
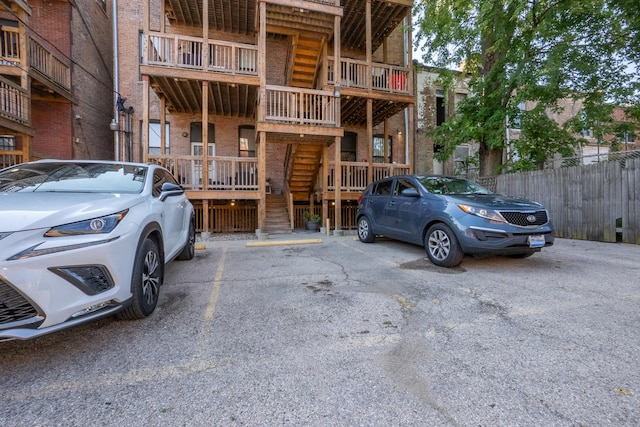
[0,224,141,340]
[457,223,554,255]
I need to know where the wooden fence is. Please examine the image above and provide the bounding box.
[494,157,640,244]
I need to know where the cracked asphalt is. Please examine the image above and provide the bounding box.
[1,233,639,426]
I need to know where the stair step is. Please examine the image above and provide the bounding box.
[265,195,291,233]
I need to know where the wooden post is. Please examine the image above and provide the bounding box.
[142,75,149,162]
[258,131,267,233]
[202,199,209,234]
[334,135,342,233]
[202,81,209,188]
[322,143,329,230]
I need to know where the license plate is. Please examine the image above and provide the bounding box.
[528,235,545,248]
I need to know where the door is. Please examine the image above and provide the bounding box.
[191,142,215,187]
[386,177,425,245]
[366,178,395,236]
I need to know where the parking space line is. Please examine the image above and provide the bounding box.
[203,246,227,327]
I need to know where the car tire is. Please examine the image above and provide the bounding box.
[357,216,375,243]
[177,218,195,261]
[425,223,464,267]
[118,237,163,320]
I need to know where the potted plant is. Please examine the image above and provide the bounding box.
[303,210,321,231]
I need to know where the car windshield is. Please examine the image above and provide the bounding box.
[0,162,147,194]
[416,176,493,195]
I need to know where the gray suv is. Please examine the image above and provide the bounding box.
[356,175,554,267]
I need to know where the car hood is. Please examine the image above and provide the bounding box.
[0,192,145,232]
[446,193,543,210]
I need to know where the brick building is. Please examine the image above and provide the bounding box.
[414,65,472,176]
[0,0,114,166]
[114,0,415,235]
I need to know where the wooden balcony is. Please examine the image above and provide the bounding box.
[264,85,336,126]
[29,36,71,92]
[0,27,71,95]
[328,57,409,94]
[326,161,410,193]
[0,76,30,125]
[0,27,20,66]
[145,32,258,76]
[0,149,25,169]
[148,154,260,195]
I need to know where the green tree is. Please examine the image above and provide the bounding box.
[414,0,639,175]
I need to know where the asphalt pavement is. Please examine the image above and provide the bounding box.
[1,232,639,426]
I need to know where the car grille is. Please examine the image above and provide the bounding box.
[0,278,40,326]
[500,210,549,226]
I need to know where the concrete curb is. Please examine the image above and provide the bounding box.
[245,238,323,248]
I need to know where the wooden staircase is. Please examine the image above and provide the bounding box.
[264,194,292,234]
[287,143,324,202]
[289,34,324,89]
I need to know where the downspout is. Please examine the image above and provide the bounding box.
[112,0,120,161]
[403,16,409,164]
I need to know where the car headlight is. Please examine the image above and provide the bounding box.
[457,204,506,222]
[44,210,129,237]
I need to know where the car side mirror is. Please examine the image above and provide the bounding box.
[400,188,420,197]
[159,182,184,201]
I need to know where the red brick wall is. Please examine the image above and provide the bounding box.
[71,0,114,159]
[29,0,71,58]
[25,1,113,160]
[31,100,73,159]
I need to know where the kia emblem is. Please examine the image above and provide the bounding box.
[526,215,537,223]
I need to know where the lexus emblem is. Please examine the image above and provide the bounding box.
[526,215,537,223]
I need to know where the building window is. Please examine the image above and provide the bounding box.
[436,89,446,126]
[0,135,15,150]
[190,122,215,145]
[148,121,170,154]
[508,102,526,129]
[239,126,255,157]
[373,134,392,163]
[454,93,467,111]
[341,132,357,161]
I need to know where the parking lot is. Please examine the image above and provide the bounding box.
[1,234,639,426]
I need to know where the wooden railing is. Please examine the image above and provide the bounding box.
[0,76,30,125]
[328,57,410,94]
[29,37,71,91]
[148,154,259,191]
[147,156,409,194]
[0,28,71,92]
[146,32,258,75]
[1,150,25,169]
[265,85,336,126]
[0,27,20,64]
[195,203,258,233]
[326,161,411,192]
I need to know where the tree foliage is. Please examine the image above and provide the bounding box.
[414,0,639,175]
